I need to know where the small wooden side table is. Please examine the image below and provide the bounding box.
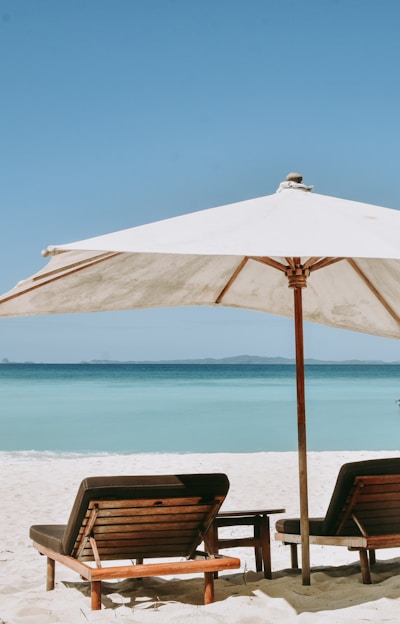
[206,508,285,579]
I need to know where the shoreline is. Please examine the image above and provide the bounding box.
[2,450,400,623]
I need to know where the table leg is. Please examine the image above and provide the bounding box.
[259,515,272,579]
[254,517,262,572]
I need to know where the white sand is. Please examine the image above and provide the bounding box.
[1,450,400,624]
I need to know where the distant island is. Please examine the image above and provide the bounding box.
[2,355,400,365]
[82,355,400,365]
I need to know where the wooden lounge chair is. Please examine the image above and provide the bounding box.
[275,458,400,583]
[30,473,241,610]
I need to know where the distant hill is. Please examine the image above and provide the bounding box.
[83,355,400,365]
[2,355,400,365]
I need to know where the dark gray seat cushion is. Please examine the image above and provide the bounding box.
[275,517,324,535]
[30,524,66,554]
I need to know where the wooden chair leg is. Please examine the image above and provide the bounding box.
[289,543,299,569]
[359,550,372,584]
[204,571,214,604]
[46,557,55,590]
[369,549,376,566]
[91,580,102,610]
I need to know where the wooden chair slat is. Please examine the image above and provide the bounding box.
[358,483,400,493]
[81,517,205,529]
[355,475,400,485]
[355,499,400,508]
[88,496,224,509]
[92,520,201,533]
[73,529,200,543]
[356,492,400,503]
[80,544,193,556]
[94,537,192,548]
[82,507,208,526]
[89,531,195,541]
[87,504,214,518]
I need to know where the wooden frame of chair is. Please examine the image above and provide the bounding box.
[35,539,239,610]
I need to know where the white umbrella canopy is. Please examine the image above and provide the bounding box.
[1,179,400,336]
[1,174,400,584]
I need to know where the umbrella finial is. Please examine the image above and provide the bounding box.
[276,173,313,193]
[286,172,303,183]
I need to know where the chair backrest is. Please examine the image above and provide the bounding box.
[62,474,229,560]
[323,458,400,536]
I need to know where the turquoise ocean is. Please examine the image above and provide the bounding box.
[1,363,400,453]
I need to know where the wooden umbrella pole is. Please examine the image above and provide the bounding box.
[293,285,311,584]
[287,260,311,585]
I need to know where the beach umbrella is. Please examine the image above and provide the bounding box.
[1,173,400,584]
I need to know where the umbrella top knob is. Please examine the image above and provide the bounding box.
[286,172,303,183]
[276,173,313,193]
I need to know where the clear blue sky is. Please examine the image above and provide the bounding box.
[1,0,400,362]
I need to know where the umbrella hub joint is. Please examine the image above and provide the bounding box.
[285,267,310,289]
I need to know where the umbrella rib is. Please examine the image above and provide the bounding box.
[308,257,345,272]
[215,257,249,304]
[285,257,296,270]
[302,257,321,270]
[32,252,120,282]
[0,252,122,305]
[252,257,288,272]
[346,258,400,325]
